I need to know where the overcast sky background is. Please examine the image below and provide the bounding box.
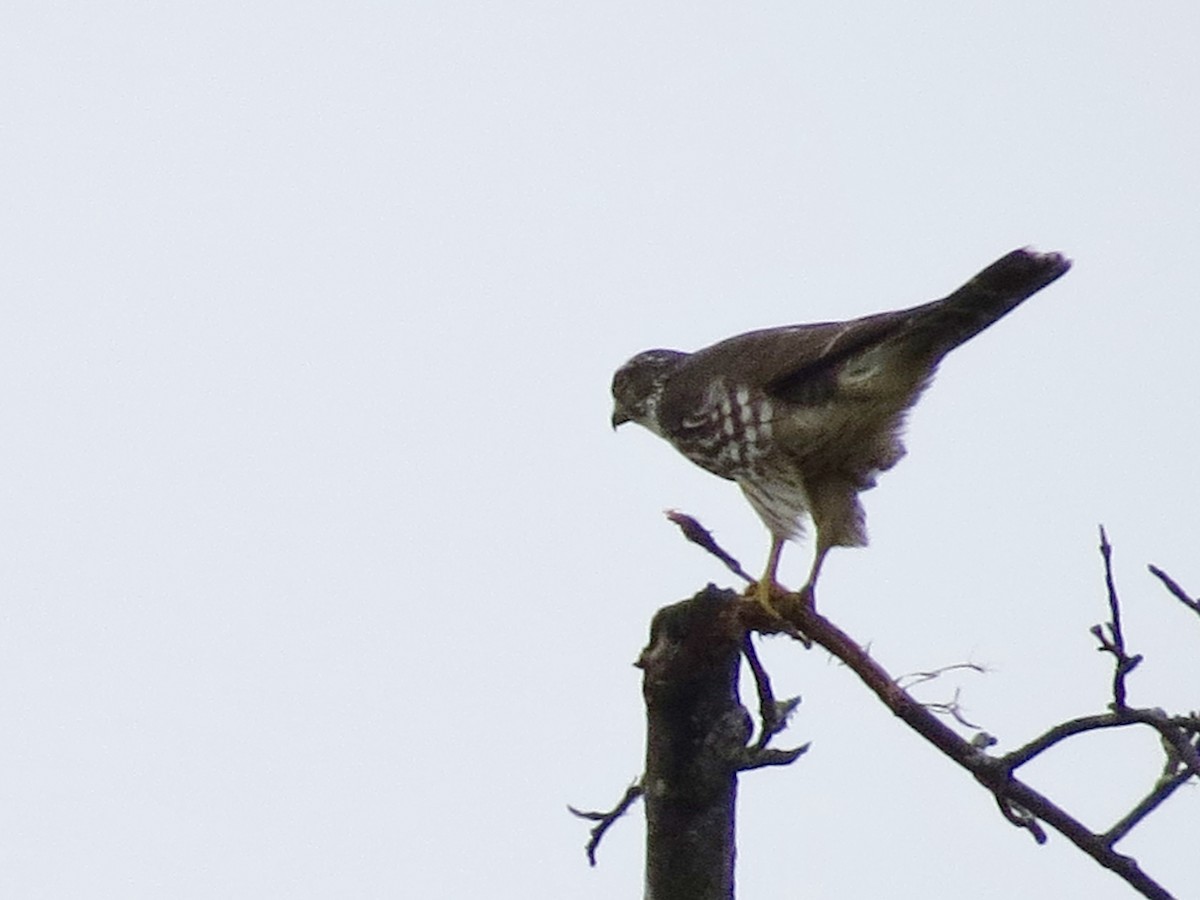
[2,3,1197,898]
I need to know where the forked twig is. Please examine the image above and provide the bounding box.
[742,634,802,752]
[568,781,644,866]
[1094,526,1142,708]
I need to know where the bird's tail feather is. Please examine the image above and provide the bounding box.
[903,248,1072,358]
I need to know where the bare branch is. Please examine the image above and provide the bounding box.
[1004,713,1133,768]
[1095,527,1142,708]
[1103,768,1194,847]
[1121,708,1200,784]
[1147,564,1200,619]
[896,662,986,689]
[994,795,1047,844]
[769,602,1175,898]
[734,742,810,771]
[921,687,982,730]
[665,509,754,584]
[640,515,1189,898]
[896,664,987,730]
[742,634,802,751]
[1004,707,1200,783]
[569,781,645,866]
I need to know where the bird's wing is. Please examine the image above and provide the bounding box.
[673,313,910,408]
[680,248,1072,408]
[757,314,912,405]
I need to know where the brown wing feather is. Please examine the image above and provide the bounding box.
[676,247,1071,410]
[662,313,907,413]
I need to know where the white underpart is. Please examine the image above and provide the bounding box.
[737,475,810,540]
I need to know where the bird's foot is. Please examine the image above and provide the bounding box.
[794,582,816,611]
[745,578,782,617]
[742,581,814,646]
[745,580,816,615]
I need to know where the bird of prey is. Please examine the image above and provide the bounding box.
[611,248,1071,613]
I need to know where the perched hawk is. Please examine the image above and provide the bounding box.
[611,248,1071,612]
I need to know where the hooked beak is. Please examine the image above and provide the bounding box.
[611,407,631,430]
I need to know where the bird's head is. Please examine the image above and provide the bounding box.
[611,349,688,436]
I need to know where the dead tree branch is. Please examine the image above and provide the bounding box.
[572,587,807,895]
[1095,526,1142,708]
[575,518,1195,899]
[689,517,1192,899]
[666,510,753,584]
[777,595,1176,899]
[637,588,806,900]
[741,633,803,752]
[568,781,644,867]
[1147,564,1200,620]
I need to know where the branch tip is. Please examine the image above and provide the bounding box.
[1148,564,1200,619]
[665,509,754,584]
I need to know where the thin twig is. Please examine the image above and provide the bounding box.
[1004,713,1134,769]
[1095,527,1142,708]
[568,781,644,866]
[742,634,803,752]
[1103,768,1194,847]
[1003,707,1200,788]
[994,795,1047,844]
[1147,564,1200,619]
[1124,708,1200,784]
[922,687,982,730]
[665,510,754,584]
[735,741,810,771]
[896,662,986,689]
[898,663,987,728]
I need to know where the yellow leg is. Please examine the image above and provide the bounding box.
[753,535,787,615]
[797,543,828,609]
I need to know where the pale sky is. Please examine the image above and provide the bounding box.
[2,3,1197,898]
